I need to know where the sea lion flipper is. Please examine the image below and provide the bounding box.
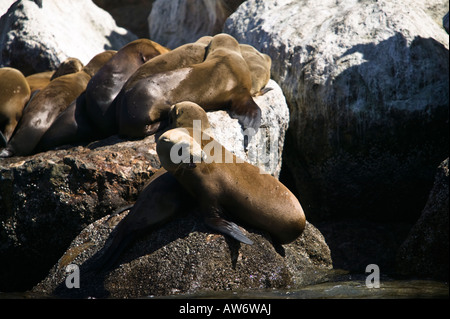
[204,213,253,245]
[229,96,262,133]
[0,131,7,148]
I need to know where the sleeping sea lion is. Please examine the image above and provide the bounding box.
[0,67,31,146]
[239,44,272,96]
[25,58,84,96]
[85,39,170,138]
[116,33,261,139]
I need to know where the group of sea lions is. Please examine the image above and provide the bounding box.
[0,33,306,270]
[1,33,269,157]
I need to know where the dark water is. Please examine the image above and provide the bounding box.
[1,275,447,299]
[156,279,448,299]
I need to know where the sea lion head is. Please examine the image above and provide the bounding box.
[157,128,207,172]
[168,101,210,131]
[82,50,117,77]
[50,57,84,80]
[206,33,240,56]
[122,38,170,65]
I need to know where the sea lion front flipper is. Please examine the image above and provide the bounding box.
[229,96,262,133]
[204,211,253,245]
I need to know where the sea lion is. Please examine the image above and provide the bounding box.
[51,57,84,80]
[117,33,261,139]
[25,71,54,95]
[34,93,93,152]
[0,67,31,146]
[157,126,306,245]
[25,58,84,95]
[0,51,116,157]
[94,101,209,270]
[121,36,212,92]
[95,167,196,270]
[239,44,272,96]
[85,39,170,138]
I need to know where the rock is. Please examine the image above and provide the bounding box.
[0,81,289,292]
[0,0,16,17]
[93,0,155,38]
[224,0,449,223]
[419,0,450,28]
[0,0,137,75]
[32,213,332,298]
[0,135,159,292]
[208,79,289,178]
[316,219,412,274]
[396,158,449,281]
[148,0,244,49]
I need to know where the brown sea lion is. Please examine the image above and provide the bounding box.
[50,57,84,81]
[116,33,261,139]
[0,51,116,157]
[239,44,272,96]
[0,67,31,146]
[85,39,170,138]
[121,36,212,92]
[25,71,54,95]
[94,167,196,270]
[157,126,306,245]
[34,93,93,152]
[94,101,209,270]
[24,58,84,97]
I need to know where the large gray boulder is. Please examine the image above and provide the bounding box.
[0,81,290,292]
[148,0,244,49]
[224,0,449,223]
[0,0,16,17]
[0,0,137,75]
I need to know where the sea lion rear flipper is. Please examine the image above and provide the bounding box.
[229,96,261,133]
[204,213,253,245]
[229,97,261,149]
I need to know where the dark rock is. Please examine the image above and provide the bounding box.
[0,135,159,292]
[33,212,332,298]
[444,12,449,34]
[317,219,412,275]
[396,158,449,281]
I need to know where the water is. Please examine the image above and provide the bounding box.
[1,275,447,299]
[157,279,448,299]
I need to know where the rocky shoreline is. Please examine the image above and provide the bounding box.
[1,0,448,297]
